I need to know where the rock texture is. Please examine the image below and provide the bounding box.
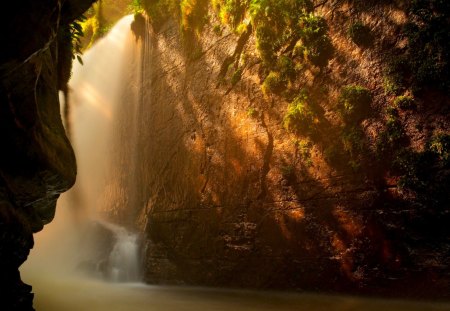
[102,1,449,298]
[0,0,94,309]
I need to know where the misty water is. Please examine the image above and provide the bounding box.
[21,202,450,311]
[20,15,450,311]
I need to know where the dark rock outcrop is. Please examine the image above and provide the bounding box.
[0,0,95,309]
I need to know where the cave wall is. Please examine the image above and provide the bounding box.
[104,1,449,297]
[0,0,95,309]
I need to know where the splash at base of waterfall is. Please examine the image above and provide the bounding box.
[83,221,141,283]
[108,228,140,282]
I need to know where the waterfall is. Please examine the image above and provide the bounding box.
[68,14,144,220]
[22,14,150,283]
[67,14,149,282]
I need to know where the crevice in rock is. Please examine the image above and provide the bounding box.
[217,23,253,82]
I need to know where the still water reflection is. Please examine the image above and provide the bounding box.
[25,274,450,311]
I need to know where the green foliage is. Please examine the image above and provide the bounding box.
[393,134,450,209]
[394,148,430,192]
[347,21,373,47]
[129,0,144,13]
[295,139,313,167]
[383,56,409,95]
[141,0,179,28]
[213,0,249,28]
[181,0,210,33]
[249,0,314,65]
[428,133,450,164]
[296,13,334,67]
[79,1,114,49]
[303,35,333,67]
[255,25,277,64]
[385,107,404,141]
[235,22,247,34]
[277,55,296,80]
[283,91,317,135]
[57,19,83,90]
[340,126,367,171]
[341,127,364,157]
[404,0,450,92]
[292,42,306,59]
[338,85,372,123]
[394,95,416,110]
[262,71,285,95]
[300,13,328,43]
[376,107,405,155]
[70,16,86,64]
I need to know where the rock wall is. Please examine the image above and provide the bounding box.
[104,1,449,298]
[0,1,95,309]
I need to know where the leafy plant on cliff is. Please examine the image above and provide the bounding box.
[129,0,144,13]
[277,55,296,81]
[376,107,406,156]
[298,13,334,67]
[429,133,450,164]
[295,139,313,167]
[404,0,450,92]
[383,56,409,95]
[70,17,86,65]
[283,91,318,135]
[262,71,285,95]
[213,0,249,28]
[181,0,210,33]
[393,133,450,209]
[250,4,334,68]
[394,95,416,110]
[254,25,277,65]
[141,0,179,29]
[338,85,372,124]
[341,126,366,170]
[79,2,114,49]
[57,13,86,91]
[249,0,314,65]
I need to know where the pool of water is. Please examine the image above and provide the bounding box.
[22,273,450,311]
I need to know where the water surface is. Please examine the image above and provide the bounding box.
[24,273,450,311]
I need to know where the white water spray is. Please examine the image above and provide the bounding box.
[22,14,146,283]
[100,222,140,282]
[69,14,144,282]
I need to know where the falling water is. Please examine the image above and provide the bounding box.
[100,222,140,282]
[67,14,144,283]
[68,14,144,222]
[20,14,450,311]
[22,14,144,282]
